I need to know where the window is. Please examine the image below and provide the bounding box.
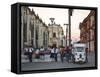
[23,23,27,42]
[87,21,89,29]
[90,30,93,40]
[53,32,56,37]
[90,16,94,27]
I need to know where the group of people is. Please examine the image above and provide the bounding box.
[49,44,73,63]
[23,46,45,62]
[24,47,34,62]
[23,45,74,63]
[23,44,89,63]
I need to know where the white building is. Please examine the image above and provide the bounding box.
[48,24,64,47]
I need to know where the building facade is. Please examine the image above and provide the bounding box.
[79,10,95,52]
[21,7,32,50]
[21,6,64,50]
[21,7,48,50]
[48,24,64,47]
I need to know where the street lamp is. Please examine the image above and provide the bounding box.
[50,18,55,24]
[64,24,69,47]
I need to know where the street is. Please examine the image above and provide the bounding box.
[21,52,95,71]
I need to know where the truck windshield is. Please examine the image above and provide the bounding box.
[76,47,84,52]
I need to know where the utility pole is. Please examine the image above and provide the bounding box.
[68,9,73,47]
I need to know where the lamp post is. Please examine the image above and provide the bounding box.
[64,24,69,47]
[49,17,55,46]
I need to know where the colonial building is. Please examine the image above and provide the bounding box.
[79,10,95,52]
[38,21,48,49]
[48,24,64,47]
[21,6,64,50]
[21,7,48,50]
[21,7,32,50]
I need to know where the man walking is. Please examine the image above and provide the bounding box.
[65,46,71,63]
[60,46,65,63]
[28,46,33,62]
[85,48,88,63]
[52,44,58,62]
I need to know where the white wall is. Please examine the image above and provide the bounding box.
[0,0,99,77]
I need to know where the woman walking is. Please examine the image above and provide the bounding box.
[60,46,65,63]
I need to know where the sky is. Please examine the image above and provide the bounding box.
[29,6,90,42]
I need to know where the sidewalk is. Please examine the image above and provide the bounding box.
[21,54,62,63]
